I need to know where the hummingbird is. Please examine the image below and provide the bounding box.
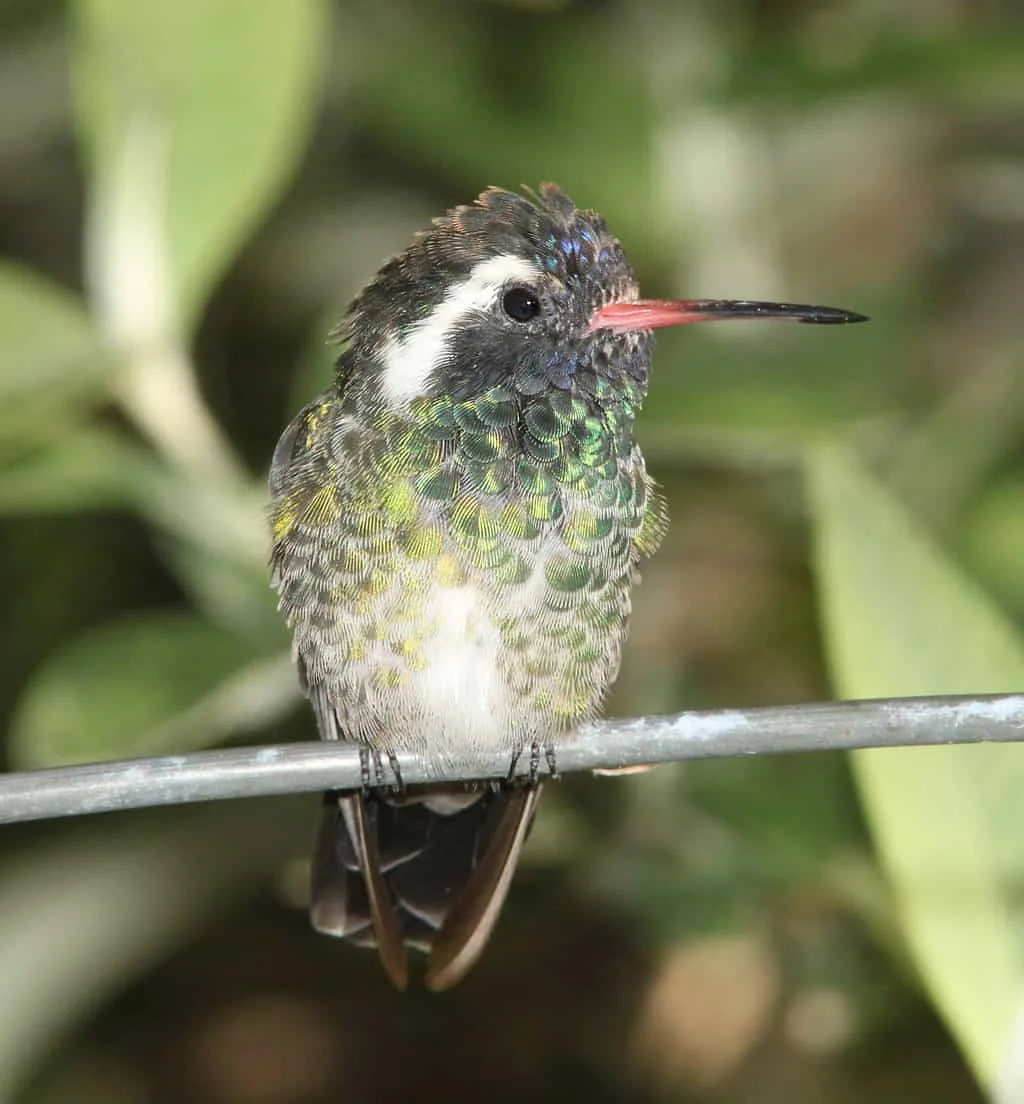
[269,184,866,990]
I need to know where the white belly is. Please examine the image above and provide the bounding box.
[410,585,507,761]
[322,539,596,765]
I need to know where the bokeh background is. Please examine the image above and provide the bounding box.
[1,1,1022,1101]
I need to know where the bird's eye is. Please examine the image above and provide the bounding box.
[502,287,541,323]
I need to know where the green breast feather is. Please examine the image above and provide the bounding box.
[270,382,666,726]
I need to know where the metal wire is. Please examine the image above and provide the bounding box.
[1,693,1022,825]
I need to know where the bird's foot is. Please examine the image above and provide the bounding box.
[505,741,557,788]
[358,747,404,795]
[387,752,406,795]
[545,744,559,780]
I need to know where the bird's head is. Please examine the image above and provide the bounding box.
[338,184,866,411]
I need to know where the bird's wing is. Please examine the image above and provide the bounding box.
[269,394,413,984]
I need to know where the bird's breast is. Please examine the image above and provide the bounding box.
[320,523,632,765]
[273,389,659,762]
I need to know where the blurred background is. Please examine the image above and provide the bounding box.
[0,0,1021,1101]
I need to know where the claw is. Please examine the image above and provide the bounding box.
[527,742,541,784]
[387,752,405,795]
[505,741,557,789]
[545,745,559,779]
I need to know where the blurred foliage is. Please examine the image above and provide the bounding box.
[810,444,1024,1088]
[0,0,1021,1101]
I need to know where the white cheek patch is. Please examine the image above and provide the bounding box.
[380,253,539,406]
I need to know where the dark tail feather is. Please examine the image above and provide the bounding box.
[311,796,408,988]
[424,786,540,990]
[310,785,541,989]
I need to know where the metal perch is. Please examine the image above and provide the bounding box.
[0,694,1021,826]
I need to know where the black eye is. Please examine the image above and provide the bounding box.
[502,287,541,323]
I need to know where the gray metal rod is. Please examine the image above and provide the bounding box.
[1,693,1022,825]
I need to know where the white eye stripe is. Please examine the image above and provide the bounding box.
[380,253,538,405]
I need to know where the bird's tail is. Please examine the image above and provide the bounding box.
[310,783,541,990]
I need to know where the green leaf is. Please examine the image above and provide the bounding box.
[10,611,262,767]
[0,433,284,640]
[807,441,1024,1089]
[961,475,1024,619]
[155,530,288,644]
[0,263,107,436]
[72,0,327,326]
[0,429,152,514]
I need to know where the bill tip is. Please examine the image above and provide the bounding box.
[821,309,870,325]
